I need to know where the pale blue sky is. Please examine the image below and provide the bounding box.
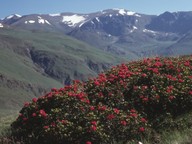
[0,0,191,18]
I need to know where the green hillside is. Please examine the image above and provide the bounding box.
[0,28,124,110]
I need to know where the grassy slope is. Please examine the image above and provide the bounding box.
[0,110,18,131]
[0,30,62,110]
[0,28,124,111]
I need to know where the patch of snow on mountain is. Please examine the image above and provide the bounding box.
[29,20,35,23]
[38,18,45,24]
[133,26,138,30]
[130,26,138,33]
[0,23,3,28]
[4,14,21,19]
[109,14,112,17]
[62,15,86,27]
[25,20,35,24]
[45,20,51,25]
[134,14,141,17]
[143,29,157,35]
[49,13,61,17]
[126,11,141,17]
[36,16,51,25]
[127,11,135,16]
[5,14,21,19]
[130,30,134,33]
[15,14,22,17]
[119,9,126,15]
[112,8,141,17]
[6,15,14,19]
[95,17,100,22]
[79,22,85,27]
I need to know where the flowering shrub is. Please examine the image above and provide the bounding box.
[11,56,192,143]
[85,56,192,124]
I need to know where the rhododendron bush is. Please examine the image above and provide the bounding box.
[11,56,192,143]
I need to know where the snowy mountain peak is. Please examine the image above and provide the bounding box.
[101,8,141,17]
[120,9,141,17]
[5,14,21,19]
[62,14,86,27]
[118,9,127,15]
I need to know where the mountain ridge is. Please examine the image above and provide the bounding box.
[1,9,191,34]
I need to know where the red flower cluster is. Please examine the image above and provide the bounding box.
[86,141,92,144]
[139,127,145,132]
[39,109,47,118]
[107,114,115,120]
[120,120,127,126]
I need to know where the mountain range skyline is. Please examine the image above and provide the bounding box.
[1,8,192,59]
[1,0,192,19]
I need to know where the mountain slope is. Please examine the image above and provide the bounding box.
[0,29,62,109]
[159,31,192,56]
[68,9,179,58]
[146,11,192,34]
[0,28,124,110]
